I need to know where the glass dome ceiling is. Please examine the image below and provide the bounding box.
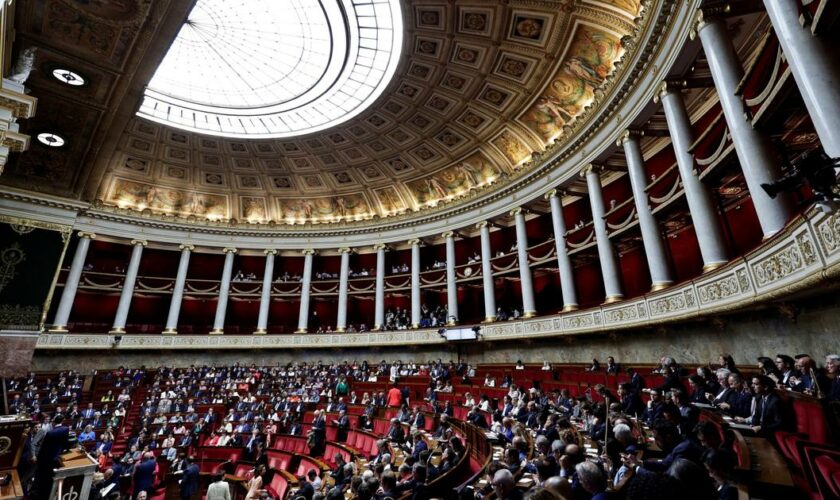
[137,0,403,138]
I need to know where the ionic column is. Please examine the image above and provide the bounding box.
[50,232,95,332]
[296,249,315,333]
[545,190,578,311]
[163,244,193,334]
[477,222,497,322]
[583,165,624,303]
[254,249,276,334]
[656,82,729,270]
[620,130,674,290]
[511,208,537,318]
[764,0,840,157]
[443,231,459,325]
[110,239,146,334]
[336,247,351,332]
[373,244,386,330]
[694,11,792,237]
[210,248,237,334]
[409,239,421,328]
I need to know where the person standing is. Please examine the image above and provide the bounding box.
[34,415,69,500]
[206,473,231,500]
[180,456,199,499]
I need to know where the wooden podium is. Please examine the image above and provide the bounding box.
[0,415,29,500]
[48,450,97,500]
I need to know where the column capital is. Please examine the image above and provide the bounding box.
[302,248,316,256]
[77,231,96,239]
[580,164,603,177]
[179,244,195,251]
[222,247,237,254]
[373,243,388,251]
[653,79,685,103]
[475,221,489,230]
[264,249,278,256]
[130,239,148,247]
[407,238,421,246]
[338,247,352,254]
[441,231,454,239]
[509,207,525,217]
[617,129,644,146]
[690,6,729,40]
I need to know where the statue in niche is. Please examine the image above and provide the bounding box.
[8,47,37,85]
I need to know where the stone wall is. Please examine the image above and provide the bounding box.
[31,292,840,372]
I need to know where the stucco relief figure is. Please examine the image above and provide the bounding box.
[492,131,531,166]
[564,28,623,88]
[407,152,502,205]
[375,188,406,213]
[522,95,569,141]
[242,198,266,220]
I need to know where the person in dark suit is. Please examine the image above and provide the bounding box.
[387,418,405,444]
[180,456,200,499]
[309,410,327,456]
[735,375,784,436]
[703,448,739,500]
[34,416,71,500]
[409,407,425,430]
[133,452,157,499]
[332,409,350,442]
[638,420,703,473]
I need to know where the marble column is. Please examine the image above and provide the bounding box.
[583,165,624,303]
[545,190,578,311]
[694,11,792,237]
[443,231,459,325]
[336,247,351,332]
[163,244,193,334]
[409,239,421,328]
[656,82,729,270]
[296,249,315,333]
[210,248,236,334]
[254,249,276,334]
[477,222,497,322]
[373,244,386,330]
[110,239,146,334]
[620,130,674,290]
[764,0,840,157]
[50,232,95,332]
[511,208,537,317]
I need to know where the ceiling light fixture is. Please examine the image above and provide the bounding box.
[51,68,86,86]
[36,132,66,147]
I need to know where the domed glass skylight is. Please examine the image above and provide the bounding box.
[137,0,403,138]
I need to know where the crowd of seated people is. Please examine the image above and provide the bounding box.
[5,351,840,500]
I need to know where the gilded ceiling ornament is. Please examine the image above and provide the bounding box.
[0,242,26,294]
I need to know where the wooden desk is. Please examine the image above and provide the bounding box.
[0,470,23,500]
[743,437,794,488]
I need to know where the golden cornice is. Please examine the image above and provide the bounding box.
[0,214,71,234]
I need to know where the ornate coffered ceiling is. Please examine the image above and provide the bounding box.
[1,0,656,228]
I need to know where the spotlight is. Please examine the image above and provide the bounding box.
[437,328,446,337]
[761,148,840,213]
[112,335,122,347]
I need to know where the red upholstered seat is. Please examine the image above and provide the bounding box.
[791,397,830,444]
[267,451,293,471]
[815,455,840,498]
[775,431,807,468]
[265,473,289,500]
